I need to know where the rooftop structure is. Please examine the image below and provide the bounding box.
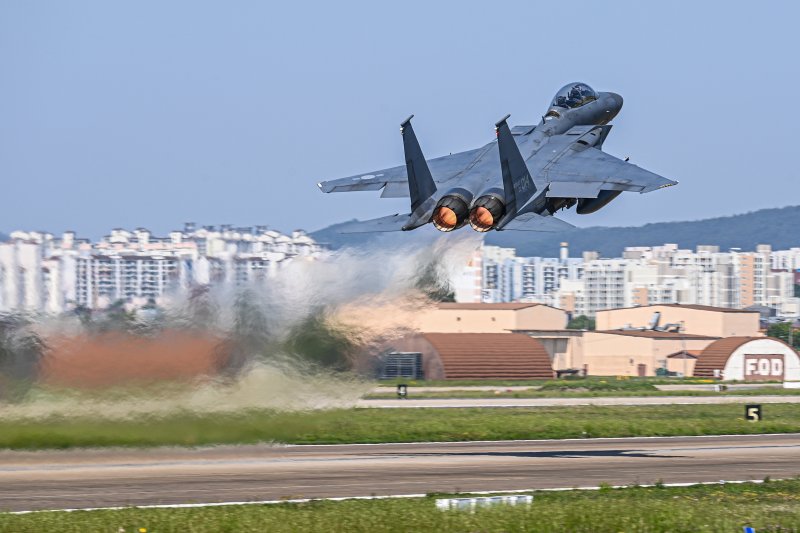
[595,304,761,338]
[594,329,720,340]
[417,302,568,333]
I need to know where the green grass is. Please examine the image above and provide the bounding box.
[365,386,800,399]
[2,403,800,449]
[538,378,658,391]
[3,479,800,532]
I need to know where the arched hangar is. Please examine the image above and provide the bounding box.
[693,337,800,381]
[389,333,553,380]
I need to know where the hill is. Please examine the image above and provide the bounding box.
[311,205,800,257]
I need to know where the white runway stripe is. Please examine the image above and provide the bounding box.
[4,478,782,515]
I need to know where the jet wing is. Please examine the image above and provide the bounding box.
[317,147,486,197]
[317,164,408,194]
[335,213,412,233]
[499,212,575,232]
[542,146,677,196]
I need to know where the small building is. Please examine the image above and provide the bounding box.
[573,330,719,377]
[417,303,567,334]
[666,350,700,376]
[518,327,719,377]
[507,329,583,371]
[388,333,553,380]
[595,304,760,338]
[693,337,800,381]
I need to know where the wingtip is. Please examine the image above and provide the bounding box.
[642,180,678,194]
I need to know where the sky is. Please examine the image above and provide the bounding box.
[1,1,798,238]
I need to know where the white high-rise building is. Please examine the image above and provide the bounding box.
[0,225,324,313]
[459,242,798,318]
[479,243,583,305]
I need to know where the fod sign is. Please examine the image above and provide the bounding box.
[744,354,784,381]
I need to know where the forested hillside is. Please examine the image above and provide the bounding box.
[312,206,800,257]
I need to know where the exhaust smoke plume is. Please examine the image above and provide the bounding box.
[0,232,482,419]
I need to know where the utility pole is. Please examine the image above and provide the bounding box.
[680,321,687,378]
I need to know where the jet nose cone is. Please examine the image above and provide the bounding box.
[599,92,623,122]
[607,92,623,113]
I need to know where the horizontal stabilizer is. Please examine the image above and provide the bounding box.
[318,164,408,194]
[499,212,575,232]
[336,213,412,234]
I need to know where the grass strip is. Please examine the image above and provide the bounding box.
[2,479,800,532]
[2,403,800,449]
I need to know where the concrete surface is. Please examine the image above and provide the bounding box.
[371,383,784,394]
[1,433,798,512]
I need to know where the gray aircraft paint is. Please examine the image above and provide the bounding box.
[317,83,676,233]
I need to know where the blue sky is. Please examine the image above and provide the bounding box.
[1,1,797,238]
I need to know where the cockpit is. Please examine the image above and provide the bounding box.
[550,82,598,109]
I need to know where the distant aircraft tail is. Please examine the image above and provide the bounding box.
[400,115,437,212]
[495,115,537,214]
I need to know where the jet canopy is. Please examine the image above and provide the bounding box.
[550,82,598,109]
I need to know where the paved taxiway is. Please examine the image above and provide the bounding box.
[370,384,783,394]
[1,433,798,512]
[357,395,800,408]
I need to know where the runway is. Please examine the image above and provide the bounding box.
[1,433,799,512]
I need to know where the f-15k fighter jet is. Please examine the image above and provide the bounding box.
[317,82,676,233]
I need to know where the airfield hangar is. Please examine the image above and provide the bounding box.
[385,303,565,380]
[386,303,799,381]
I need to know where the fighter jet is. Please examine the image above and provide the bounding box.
[317,82,677,233]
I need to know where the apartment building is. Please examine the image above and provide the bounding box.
[457,242,798,317]
[480,244,583,305]
[0,224,323,312]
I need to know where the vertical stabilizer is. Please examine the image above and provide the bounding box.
[495,115,536,213]
[400,115,437,212]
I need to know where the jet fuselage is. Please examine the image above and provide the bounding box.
[317,82,676,235]
[423,91,623,232]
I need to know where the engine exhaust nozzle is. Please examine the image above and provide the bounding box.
[431,191,471,232]
[469,194,506,232]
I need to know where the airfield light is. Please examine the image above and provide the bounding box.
[397,384,408,399]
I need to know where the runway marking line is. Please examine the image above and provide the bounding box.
[3,478,784,515]
[276,432,800,448]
